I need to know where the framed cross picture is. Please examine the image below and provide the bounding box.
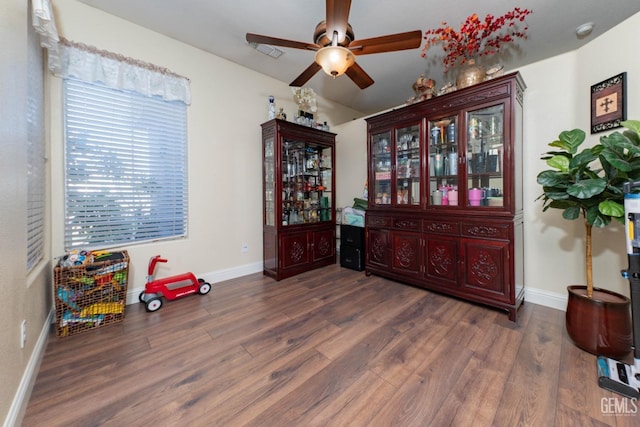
[591,72,627,134]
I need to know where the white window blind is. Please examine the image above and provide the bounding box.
[27,9,45,271]
[63,79,188,249]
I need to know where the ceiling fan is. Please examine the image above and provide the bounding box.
[246,0,422,89]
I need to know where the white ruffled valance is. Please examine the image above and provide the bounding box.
[56,39,191,105]
[30,0,191,105]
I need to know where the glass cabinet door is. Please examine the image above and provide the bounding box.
[264,137,275,226]
[372,131,392,205]
[281,139,333,225]
[427,116,459,206]
[466,104,504,208]
[395,125,421,206]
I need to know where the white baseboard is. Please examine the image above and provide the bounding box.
[126,261,263,305]
[4,309,54,427]
[524,287,568,312]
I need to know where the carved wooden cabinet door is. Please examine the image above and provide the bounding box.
[281,232,310,269]
[366,228,390,269]
[460,238,509,302]
[391,231,422,277]
[424,235,459,288]
[312,229,335,262]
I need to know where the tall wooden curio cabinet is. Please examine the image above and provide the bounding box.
[262,119,336,280]
[366,72,525,321]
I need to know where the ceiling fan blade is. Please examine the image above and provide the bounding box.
[246,33,320,51]
[326,0,352,43]
[290,62,322,87]
[349,30,423,55]
[345,62,374,89]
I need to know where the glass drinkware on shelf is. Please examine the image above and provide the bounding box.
[448,149,457,175]
[433,153,444,176]
[447,122,456,142]
[431,127,440,146]
[432,190,443,205]
[448,189,458,206]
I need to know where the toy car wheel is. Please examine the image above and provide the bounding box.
[138,291,146,303]
[145,297,163,312]
[198,281,212,295]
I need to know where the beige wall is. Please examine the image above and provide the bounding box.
[1,0,53,425]
[522,12,640,301]
[4,1,640,424]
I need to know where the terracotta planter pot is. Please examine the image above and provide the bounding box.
[565,285,632,359]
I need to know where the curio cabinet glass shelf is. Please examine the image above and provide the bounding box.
[262,119,336,280]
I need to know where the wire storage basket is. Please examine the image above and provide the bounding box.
[53,250,129,337]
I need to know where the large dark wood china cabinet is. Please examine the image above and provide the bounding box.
[262,119,336,280]
[365,72,525,321]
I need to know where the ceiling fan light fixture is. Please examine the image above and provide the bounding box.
[315,46,354,78]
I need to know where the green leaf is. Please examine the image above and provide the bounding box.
[600,132,639,172]
[570,148,598,169]
[537,170,569,187]
[587,204,611,227]
[599,200,625,218]
[556,129,586,154]
[549,199,579,210]
[562,206,581,220]
[566,178,607,199]
[546,154,570,171]
[542,189,570,200]
[622,120,640,136]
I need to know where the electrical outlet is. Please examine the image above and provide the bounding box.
[241,243,249,253]
[21,320,26,349]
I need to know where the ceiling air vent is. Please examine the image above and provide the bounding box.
[249,42,284,59]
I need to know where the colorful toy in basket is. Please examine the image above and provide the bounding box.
[59,249,94,267]
[139,255,212,312]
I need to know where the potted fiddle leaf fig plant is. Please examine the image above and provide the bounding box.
[536,120,640,359]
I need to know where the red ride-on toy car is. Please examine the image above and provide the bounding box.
[139,255,211,312]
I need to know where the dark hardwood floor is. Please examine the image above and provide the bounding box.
[23,263,638,426]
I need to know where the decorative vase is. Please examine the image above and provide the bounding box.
[565,285,632,360]
[456,59,486,89]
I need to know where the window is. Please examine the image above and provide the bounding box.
[63,79,188,249]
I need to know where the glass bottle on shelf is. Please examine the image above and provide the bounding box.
[372,132,392,205]
[280,139,333,225]
[264,137,275,225]
[428,116,458,206]
[466,104,504,208]
[395,125,420,206]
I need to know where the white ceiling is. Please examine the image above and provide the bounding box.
[74,0,640,115]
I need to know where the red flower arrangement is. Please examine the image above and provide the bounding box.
[421,8,532,71]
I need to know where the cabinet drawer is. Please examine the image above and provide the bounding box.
[367,215,392,228]
[340,245,365,271]
[341,224,365,247]
[461,223,510,240]
[423,220,460,236]
[393,218,420,231]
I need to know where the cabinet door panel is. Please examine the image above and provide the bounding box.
[367,228,390,268]
[281,232,310,269]
[425,235,458,287]
[461,239,509,301]
[313,229,335,262]
[391,231,421,276]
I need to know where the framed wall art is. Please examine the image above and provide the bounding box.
[591,72,627,134]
